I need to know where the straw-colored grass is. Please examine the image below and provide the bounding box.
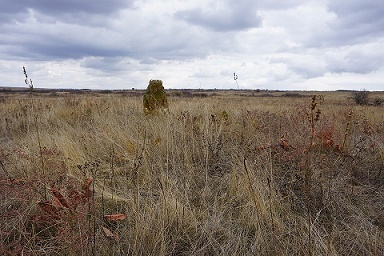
[0,90,383,255]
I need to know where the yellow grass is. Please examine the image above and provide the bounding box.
[0,90,383,255]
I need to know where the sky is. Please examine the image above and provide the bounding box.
[0,0,383,91]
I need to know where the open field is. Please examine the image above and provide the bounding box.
[1,89,383,255]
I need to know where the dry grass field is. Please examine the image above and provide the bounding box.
[1,89,383,255]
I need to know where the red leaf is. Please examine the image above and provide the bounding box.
[324,139,334,148]
[49,188,71,210]
[37,201,59,216]
[52,196,64,208]
[104,214,126,221]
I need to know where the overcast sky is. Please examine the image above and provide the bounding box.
[1,0,383,90]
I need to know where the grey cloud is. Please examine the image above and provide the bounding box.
[325,0,384,45]
[124,20,225,61]
[31,0,132,15]
[0,19,211,63]
[255,0,304,10]
[28,42,125,60]
[175,1,262,32]
[174,0,305,32]
[327,0,384,22]
[1,0,383,91]
[80,57,132,74]
[193,70,215,78]
[0,0,133,21]
[269,54,327,79]
[325,45,384,74]
[0,22,128,60]
[0,0,136,61]
[139,57,159,65]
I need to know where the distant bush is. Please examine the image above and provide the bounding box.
[373,97,383,106]
[181,91,192,97]
[193,93,209,98]
[171,91,183,97]
[353,90,370,105]
[258,93,275,97]
[171,91,210,98]
[281,92,306,98]
[143,80,168,114]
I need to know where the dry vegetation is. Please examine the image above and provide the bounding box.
[0,89,383,255]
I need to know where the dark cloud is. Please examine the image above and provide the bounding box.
[24,41,126,60]
[33,0,131,15]
[0,0,132,22]
[80,57,131,74]
[175,1,262,32]
[174,0,305,32]
[0,0,135,61]
[0,22,128,60]
[0,0,217,62]
[325,0,384,45]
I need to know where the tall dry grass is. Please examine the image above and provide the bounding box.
[0,91,383,255]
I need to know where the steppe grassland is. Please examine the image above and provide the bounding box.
[0,90,383,255]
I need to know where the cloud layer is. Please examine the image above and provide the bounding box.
[0,0,383,90]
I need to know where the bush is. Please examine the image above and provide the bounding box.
[143,79,168,114]
[281,92,306,98]
[373,97,383,106]
[353,90,370,105]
